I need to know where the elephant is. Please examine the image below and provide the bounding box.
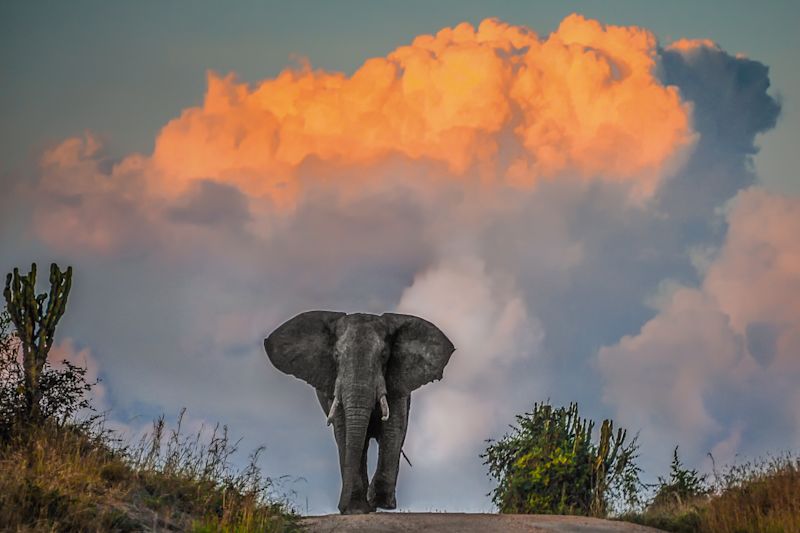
[264,311,455,514]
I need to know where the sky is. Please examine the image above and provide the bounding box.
[1,0,799,514]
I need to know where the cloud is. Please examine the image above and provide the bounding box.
[0,14,787,512]
[143,15,696,204]
[33,133,156,256]
[397,257,543,460]
[167,180,251,230]
[49,339,108,413]
[394,256,544,508]
[657,39,782,225]
[704,189,800,336]
[598,188,800,469]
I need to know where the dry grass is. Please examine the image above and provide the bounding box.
[1,309,298,531]
[0,422,135,531]
[701,455,800,533]
[621,454,800,533]
[0,413,300,532]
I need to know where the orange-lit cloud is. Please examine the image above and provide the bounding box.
[667,38,719,53]
[149,15,695,203]
[35,132,155,254]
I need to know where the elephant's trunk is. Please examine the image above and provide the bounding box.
[338,388,373,513]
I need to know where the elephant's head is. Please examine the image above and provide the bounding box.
[264,311,454,512]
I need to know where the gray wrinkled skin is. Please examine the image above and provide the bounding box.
[264,311,455,514]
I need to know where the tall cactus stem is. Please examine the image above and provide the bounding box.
[3,262,73,422]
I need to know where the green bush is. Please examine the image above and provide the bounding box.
[482,401,641,517]
[0,309,95,439]
[651,446,709,509]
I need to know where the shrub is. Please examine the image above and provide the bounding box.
[482,401,641,517]
[651,446,709,510]
[0,309,95,439]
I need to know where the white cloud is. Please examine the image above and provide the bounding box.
[396,256,544,462]
[598,188,800,470]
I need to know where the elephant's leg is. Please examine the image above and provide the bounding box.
[337,435,374,514]
[346,437,374,512]
[369,395,410,510]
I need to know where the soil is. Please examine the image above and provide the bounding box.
[301,513,665,532]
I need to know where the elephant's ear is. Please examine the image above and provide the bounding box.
[382,313,455,397]
[264,311,345,396]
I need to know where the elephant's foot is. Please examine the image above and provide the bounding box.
[367,481,397,510]
[340,498,376,515]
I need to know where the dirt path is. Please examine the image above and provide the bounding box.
[301,513,664,532]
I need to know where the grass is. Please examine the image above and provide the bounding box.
[703,455,800,533]
[620,454,800,533]
[1,307,300,531]
[0,412,301,532]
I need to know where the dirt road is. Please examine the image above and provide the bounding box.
[301,513,664,532]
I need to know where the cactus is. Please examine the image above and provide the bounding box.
[3,263,72,422]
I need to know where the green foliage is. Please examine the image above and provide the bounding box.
[0,309,95,438]
[482,401,641,517]
[652,446,709,509]
[3,262,72,422]
[619,446,709,532]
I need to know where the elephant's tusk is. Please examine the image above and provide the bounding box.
[379,395,390,421]
[326,398,339,426]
